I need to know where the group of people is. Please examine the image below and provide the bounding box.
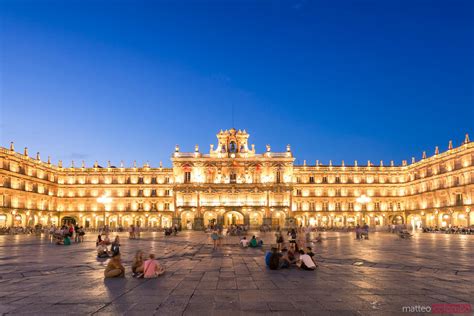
[128,225,141,239]
[239,235,264,248]
[96,234,121,258]
[164,225,178,236]
[355,224,370,240]
[423,226,473,234]
[51,223,85,245]
[104,250,165,279]
[265,246,317,270]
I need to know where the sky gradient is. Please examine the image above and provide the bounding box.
[1,0,473,167]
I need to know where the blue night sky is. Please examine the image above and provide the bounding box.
[1,0,473,167]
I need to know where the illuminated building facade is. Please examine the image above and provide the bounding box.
[0,129,472,230]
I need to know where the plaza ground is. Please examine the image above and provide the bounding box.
[0,231,472,315]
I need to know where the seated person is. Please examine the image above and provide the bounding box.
[279,248,292,269]
[265,247,277,267]
[103,234,111,245]
[143,254,165,278]
[97,244,110,258]
[104,254,125,278]
[240,237,249,248]
[297,249,317,270]
[132,250,145,276]
[249,235,258,247]
[287,248,297,264]
[269,248,281,270]
[315,233,323,243]
[96,234,103,246]
[63,235,71,245]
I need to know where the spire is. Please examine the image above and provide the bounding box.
[175,145,180,152]
[94,161,98,168]
[422,151,426,159]
[47,156,51,164]
[402,160,407,166]
[286,144,291,152]
[341,160,345,167]
[144,161,150,168]
[195,144,199,152]
[411,157,415,164]
[71,160,75,168]
[448,140,453,150]
[9,142,14,151]
[367,160,371,167]
[58,160,63,168]
[380,160,383,167]
[120,160,124,168]
[390,160,394,167]
[107,161,111,168]
[354,160,358,167]
[435,146,439,155]
[303,160,306,166]
[24,147,28,156]
[82,160,85,168]
[465,133,470,144]
[159,161,163,168]
[133,160,137,168]
[329,160,332,167]
[36,152,41,161]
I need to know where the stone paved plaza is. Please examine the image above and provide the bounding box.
[0,231,472,315]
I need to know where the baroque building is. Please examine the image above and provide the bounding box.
[0,128,473,230]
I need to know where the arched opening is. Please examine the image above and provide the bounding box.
[224,211,244,226]
[0,214,7,227]
[61,216,76,226]
[334,216,344,227]
[148,216,159,227]
[439,213,451,228]
[161,215,172,228]
[249,211,263,227]
[390,215,404,225]
[408,214,422,230]
[346,216,356,227]
[108,215,118,228]
[122,215,132,228]
[203,211,217,228]
[181,211,194,230]
[272,211,286,228]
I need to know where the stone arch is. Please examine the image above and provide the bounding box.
[223,210,244,226]
[407,214,422,230]
[181,211,195,230]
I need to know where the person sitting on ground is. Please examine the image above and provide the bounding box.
[63,235,71,245]
[315,233,323,243]
[97,243,110,258]
[279,248,292,269]
[240,236,249,248]
[297,249,317,270]
[143,254,165,278]
[111,236,120,256]
[103,234,111,245]
[287,248,297,264]
[131,250,145,276]
[104,253,125,278]
[269,248,281,270]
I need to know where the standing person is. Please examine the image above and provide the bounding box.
[355,224,361,240]
[104,254,125,278]
[276,230,284,251]
[363,223,369,239]
[129,225,135,239]
[74,223,80,242]
[78,226,85,242]
[111,236,120,256]
[211,229,219,250]
[143,254,165,278]
[136,224,141,239]
[288,229,297,251]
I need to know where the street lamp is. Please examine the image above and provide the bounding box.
[356,194,371,224]
[97,194,113,230]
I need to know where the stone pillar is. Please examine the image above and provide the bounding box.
[244,214,250,227]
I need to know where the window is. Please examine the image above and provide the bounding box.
[335,176,340,183]
[397,202,401,210]
[164,203,170,210]
[296,177,301,184]
[230,173,237,183]
[276,171,281,183]
[336,189,341,196]
[389,202,394,211]
[296,189,302,196]
[165,189,170,196]
[322,176,328,183]
[348,202,354,210]
[335,202,341,210]
[138,177,144,184]
[323,202,328,211]
[309,176,315,183]
[164,177,170,184]
[138,190,143,197]
[310,202,315,210]
[456,194,463,206]
[184,172,191,183]
[374,202,380,210]
[151,189,157,197]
